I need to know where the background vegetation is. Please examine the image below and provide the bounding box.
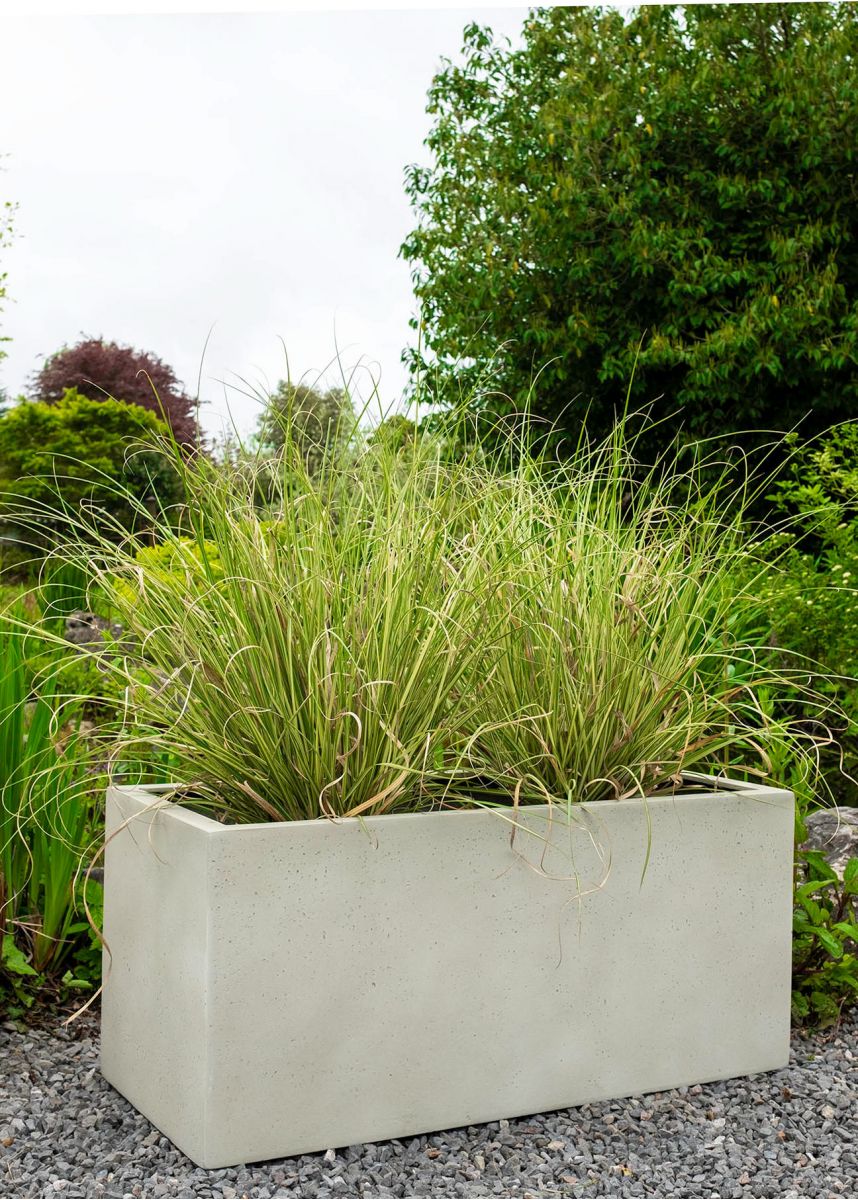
[0,2,856,1026]
[257,380,355,473]
[0,390,183,568]
[403,3,858,450]
[31,338,200,446]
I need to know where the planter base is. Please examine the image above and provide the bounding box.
[101,778,793,1168]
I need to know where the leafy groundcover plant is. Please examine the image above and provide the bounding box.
[792,807,858,1027]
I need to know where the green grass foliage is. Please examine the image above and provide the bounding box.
[26,412,824,826]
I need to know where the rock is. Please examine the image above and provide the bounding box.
[2,1014,857,1199]
[64,611,125,653]
[803,807,858,877]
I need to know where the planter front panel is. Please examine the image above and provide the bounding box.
[101,781,793,1167]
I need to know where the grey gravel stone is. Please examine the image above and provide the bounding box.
[0,1013,855,1199]
[63,612,125,653]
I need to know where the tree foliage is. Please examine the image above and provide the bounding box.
[368,413,418,451]
[402,3,858,446]
[258,381,354,473]
[0,391,183,552]
[0,176,16,368]
[31,338,199,446]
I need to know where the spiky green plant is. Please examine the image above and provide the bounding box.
[26,428,506,823]
[0,608,96,987]
[7,406,829,826]
[455,428,819,807]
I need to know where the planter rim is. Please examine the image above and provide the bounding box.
[108,771,791,836]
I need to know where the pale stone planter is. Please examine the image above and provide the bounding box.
[101,776,794,1169]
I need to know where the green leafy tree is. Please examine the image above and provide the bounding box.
[258,381,354,474]
[368,414,418,451]
[0,391,183,555]
[31,338,199,446]
[402,4,858,447]
[0,172,16,369]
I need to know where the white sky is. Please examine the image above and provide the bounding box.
[0,7,527,437]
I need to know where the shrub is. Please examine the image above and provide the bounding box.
[728,423,858,1025]
[31,338,199,446]
[750,424,858,796]
[36,560,91,622]
[0,390,184,560]
[368,414,418,452]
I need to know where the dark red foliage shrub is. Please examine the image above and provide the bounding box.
[31,338,198,445]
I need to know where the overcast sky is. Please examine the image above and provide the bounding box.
[0,8,527,437]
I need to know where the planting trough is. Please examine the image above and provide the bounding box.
[101,776,794,1168]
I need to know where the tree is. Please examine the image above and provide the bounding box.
[402,4,858,449]
[0,174,16,369]
[31,338,199,446]
[258,381,354,474]
[0,391,183,554]
[368,413,418,451]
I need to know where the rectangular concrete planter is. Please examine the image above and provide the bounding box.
[101,776,794,1169]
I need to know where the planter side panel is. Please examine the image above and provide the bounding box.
[100,788,211,1166]
[199,788,793,1166]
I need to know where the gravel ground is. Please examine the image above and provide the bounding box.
[0,1014,855,1200]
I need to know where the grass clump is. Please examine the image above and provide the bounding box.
[62,430,499,822]
[456,437,773,806]
[15,408,826,825]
